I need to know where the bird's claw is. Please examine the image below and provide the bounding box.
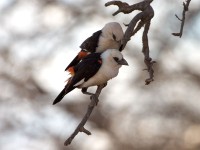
[89,94,99,106]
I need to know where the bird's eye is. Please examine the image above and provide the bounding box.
[112,34,116,41]
[113,57,119,62]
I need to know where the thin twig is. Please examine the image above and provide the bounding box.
[172,0,191,37]
[64,84,105,146]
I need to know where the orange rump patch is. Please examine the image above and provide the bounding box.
[78,51,88,59]
[67,67,75,76]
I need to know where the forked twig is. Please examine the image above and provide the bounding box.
[172,0,191,37]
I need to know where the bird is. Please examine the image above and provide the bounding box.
[53,49,128,105]
[65,22,124,71]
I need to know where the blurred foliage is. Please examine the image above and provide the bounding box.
[0,0,200,150]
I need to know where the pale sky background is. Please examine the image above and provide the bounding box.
[0,0,200,150]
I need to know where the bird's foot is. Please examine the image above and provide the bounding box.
[89,94,99,106]
[102,82,107,88]
[82,87,93,95]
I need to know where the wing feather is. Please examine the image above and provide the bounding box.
[80,30,102,52]
[70,53,102,87]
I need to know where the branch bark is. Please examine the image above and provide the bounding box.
[64,84,105,146]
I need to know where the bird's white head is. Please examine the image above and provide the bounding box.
[101,49,128,67]
[101,22,124,44]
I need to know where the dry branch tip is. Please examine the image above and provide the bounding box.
[172,0,191,37]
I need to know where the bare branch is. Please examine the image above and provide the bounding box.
[131,21,145,36]
[105,0,153,15]
[121,12,144,49]
[121,5,154,49]
[106,0,155,85]
[105,1,130,16]
[64,84,105,146]
[142,21,156,85]
[172,0,191,37]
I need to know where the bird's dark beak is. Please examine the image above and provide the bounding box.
[117,58,129,66]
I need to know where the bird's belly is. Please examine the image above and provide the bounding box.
[80,67,119,88]
[80,73,109,88]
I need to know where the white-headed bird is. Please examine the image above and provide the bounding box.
[53,49,128,105]
[65,22,124,71]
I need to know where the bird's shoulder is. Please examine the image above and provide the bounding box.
[80,30,102,52]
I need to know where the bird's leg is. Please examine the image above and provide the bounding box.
[81,87,98,105]
[90,83,106,106]
[81,87,93,95]
[64,84,106,146]
[82,84,106,106]
[102,82,107,88]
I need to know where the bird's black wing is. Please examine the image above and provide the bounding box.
[70,53,102,86]
[53,53,102,105]
[65,30,102,71]
[65,53,80,71]
[80,30,102,52]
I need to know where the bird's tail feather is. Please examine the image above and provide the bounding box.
[52,86,75,105]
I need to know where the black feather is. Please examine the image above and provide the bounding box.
[53,85,75,105]
[70,53,102,85]
[52,88,66,105]
[65,30,102,71]
[80,30,102,52]
[53,53,102,105]
[65,54,80,71]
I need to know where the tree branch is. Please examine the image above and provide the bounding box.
[172,0,191,37]
[105,0,153,15]
[64,84,105,146]
[105,0,155,85]
[142,21,156,85]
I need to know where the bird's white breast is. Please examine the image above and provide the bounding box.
[79,61,120,88]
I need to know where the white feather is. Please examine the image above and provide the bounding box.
[96,22,124,52]
[74,79,85,86]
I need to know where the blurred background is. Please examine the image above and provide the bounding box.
[0,0,200,150]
